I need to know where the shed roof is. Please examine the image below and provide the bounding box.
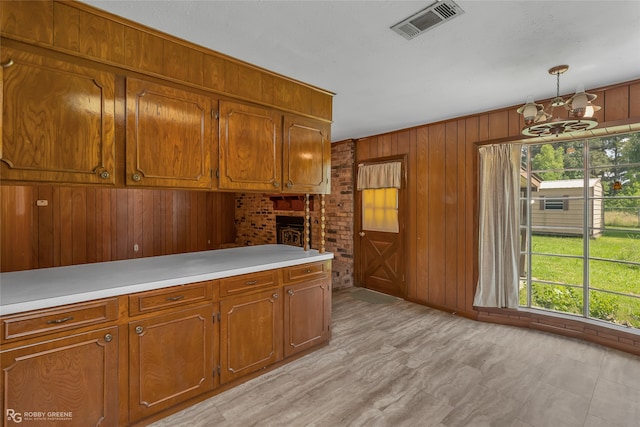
[538,179,600,189]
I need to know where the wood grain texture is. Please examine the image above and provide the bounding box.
[79,9,125,63]
[128,305,214,423]
[0,186,235,273]
[2,1,333,121]
[1,46,116,184]
[1,326,119,427]
[125,78,213,189]
[53,2,79,52]
[352,82,637,318]
[0,0,53,45]
[283,115,331,194]
[219,289,283,385]
[218,100,282,191]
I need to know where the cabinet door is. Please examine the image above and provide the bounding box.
[126,78,213,189]
[220,288,282,384]
[218,100,282,191]
[283,115,331,194]
[0,46,115,184]
[1,327,119,427]
[128,304,215,423]
[284,279,331,358]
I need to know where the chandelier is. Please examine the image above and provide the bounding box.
[517,65,600,137]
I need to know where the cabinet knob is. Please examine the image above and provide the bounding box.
[132,173,142,182]
[273,181,279,188]
[286,181,293,189]
[104,333,113,342]
[287,289,294,296]
[359,231,366,237]
[135,326,144,334]
[1,59,13,68]
[272,293,278,299]
[99,170,110,179]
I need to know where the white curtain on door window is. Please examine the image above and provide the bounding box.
[473,144,521,309]
[357,162,402,190]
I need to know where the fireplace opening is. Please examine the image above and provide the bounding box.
[276,216,309,248]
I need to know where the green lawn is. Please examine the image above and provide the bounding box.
[522,233,640,328]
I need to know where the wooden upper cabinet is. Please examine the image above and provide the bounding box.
[125,77,214,189]
[0,46,116,184]
[283,115,331,194]
[218,100,282,191]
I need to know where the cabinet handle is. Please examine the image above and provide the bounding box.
[245,280,258,285]
[1,59,13,68]
[286,181,293,189]
[132,173,142,182]
[135,326,144,334]
[99,170,110,179]
[287,289,294,296]
[273,181,279,188]
[272,293,278,299]
[46,316,73,324]
[304,269,312,274]
[104,333,113,342]
[165,295,184,302]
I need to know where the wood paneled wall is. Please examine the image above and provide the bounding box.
[354,79,640,318]
[0,185,235,272]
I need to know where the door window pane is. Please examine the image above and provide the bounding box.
[362,188,399,233]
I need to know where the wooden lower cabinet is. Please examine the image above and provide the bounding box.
[0,326,119,427]
[128,304,215,423]
[284,278,331,358]
[219,288,283,385]
[1,262,331,426]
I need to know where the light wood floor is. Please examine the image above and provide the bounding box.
[150,288,640,427]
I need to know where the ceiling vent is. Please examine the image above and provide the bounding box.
[391,0,464,40]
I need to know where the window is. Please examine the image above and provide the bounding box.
[520,132,640,329]
[543,198,565,210]
[362,188,399,233]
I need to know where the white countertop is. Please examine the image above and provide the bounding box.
[0,245,333,316]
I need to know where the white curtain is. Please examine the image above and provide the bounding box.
[357,162,402,190]
[473,144,521,309]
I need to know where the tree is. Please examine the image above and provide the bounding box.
[532,144,564,180]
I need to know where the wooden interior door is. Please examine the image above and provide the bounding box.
[356,159,406,298]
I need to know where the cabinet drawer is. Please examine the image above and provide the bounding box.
[282,261,330,284]
[2,298,119,342]
[129,281,214,316]
[220,270,279,297]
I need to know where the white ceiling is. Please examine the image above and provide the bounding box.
[85,0,640,142]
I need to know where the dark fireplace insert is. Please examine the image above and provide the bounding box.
[276,216,309,248]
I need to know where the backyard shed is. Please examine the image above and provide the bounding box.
[531,178,603,237]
